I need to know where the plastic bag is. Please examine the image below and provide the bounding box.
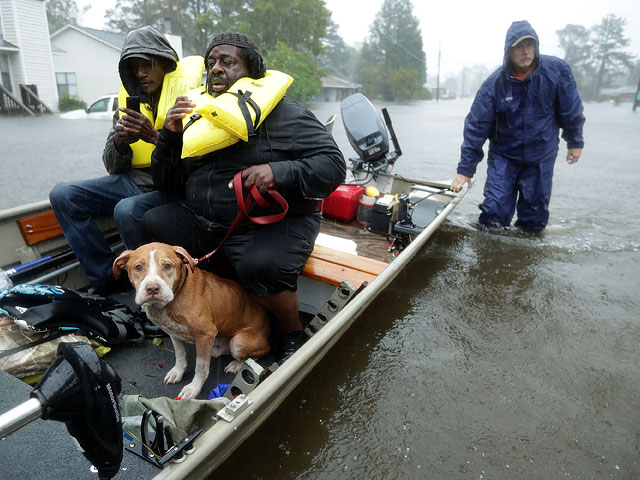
[0,315,93,379]
[0,269,12,297]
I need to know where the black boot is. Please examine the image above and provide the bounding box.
[277,330,308,364]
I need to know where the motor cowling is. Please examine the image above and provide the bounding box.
[341,93,390,164]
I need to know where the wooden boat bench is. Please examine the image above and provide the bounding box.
[16,210,63,246]
[301,244,388,288]
[12,209,66,266]
[13,208,112,270]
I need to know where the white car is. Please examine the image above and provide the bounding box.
[59,94,119,120]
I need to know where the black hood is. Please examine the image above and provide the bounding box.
[118,26,178,102]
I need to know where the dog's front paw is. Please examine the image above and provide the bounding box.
[164,366,185,384]
[224,360,244,374]
[177,383,201,400]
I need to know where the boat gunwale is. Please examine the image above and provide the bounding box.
[0,200,52,223]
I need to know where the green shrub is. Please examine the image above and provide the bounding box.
[389,68,420,102]
[418,86,433,100]
[59,94,86,111]
[264,43,322,104]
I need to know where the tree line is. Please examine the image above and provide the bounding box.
[46,1,637,103]
[46,0,427,103]
[557,14,637,101]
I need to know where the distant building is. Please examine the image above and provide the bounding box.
[50,25,184,105]
[599,85,636,104]
[312,75,361,102]
[0,0,58,112]
[424,82,449,100]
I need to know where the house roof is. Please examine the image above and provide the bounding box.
[77,26,125,48]
[321,75,361,89]
[0,38,19,52]
[50,25,125,51]
[600,85,637,95]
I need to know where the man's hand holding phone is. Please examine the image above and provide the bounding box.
[114,96,158,151]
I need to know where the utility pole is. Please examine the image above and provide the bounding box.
[461,67,466,99]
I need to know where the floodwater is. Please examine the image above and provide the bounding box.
[1,99,639,479]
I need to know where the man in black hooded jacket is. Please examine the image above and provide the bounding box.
[50,26,203,294]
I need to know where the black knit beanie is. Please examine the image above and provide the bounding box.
[204,31,266,81]
[205,32,261,62]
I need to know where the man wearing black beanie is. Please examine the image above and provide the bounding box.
[144,32,347,364]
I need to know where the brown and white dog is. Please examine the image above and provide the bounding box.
[113,242,270,400]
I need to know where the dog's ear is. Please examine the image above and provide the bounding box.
[113,250,132,279]
[174,246,197,272]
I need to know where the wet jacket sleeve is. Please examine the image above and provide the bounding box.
[102,110,133,174]
[458,83,496,178]
[150,127,186,194]
[268,105,346,199]
[556,62,585,149]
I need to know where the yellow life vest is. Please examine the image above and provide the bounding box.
[180,70,293,158]
[118,55,204,168]
[198,70,293,142]
[181,86,240,158]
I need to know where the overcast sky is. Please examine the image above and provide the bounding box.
[78,0,640,79]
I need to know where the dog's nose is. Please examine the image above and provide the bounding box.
[146,283,160,296]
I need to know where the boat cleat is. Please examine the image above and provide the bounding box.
[304,280,358,337]
[217,394,252,422]
[224,358,277,400]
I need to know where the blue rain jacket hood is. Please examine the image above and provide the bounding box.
[503,20,539,69]
[457,20,585,178]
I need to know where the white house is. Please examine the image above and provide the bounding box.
[50,25,124,104]
[50,25,185,105]
[0,0,58,112]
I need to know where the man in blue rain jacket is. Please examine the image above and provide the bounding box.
[450,20,585,233]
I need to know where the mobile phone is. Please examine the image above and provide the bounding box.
[126,96,140,112]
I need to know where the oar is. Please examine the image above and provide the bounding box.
[6,234,122,283]
[5,248,74,277]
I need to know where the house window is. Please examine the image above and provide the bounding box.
[56,72,79,97]
[0,55,11,92]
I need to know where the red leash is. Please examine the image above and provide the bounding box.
[196,171,288,264]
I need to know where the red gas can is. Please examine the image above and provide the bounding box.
[320,185,366,222]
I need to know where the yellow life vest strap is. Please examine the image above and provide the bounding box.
[183,112,203,133]
[231,90,262,138]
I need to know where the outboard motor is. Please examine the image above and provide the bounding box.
[340,93,402,174]
[0,342,123,479]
